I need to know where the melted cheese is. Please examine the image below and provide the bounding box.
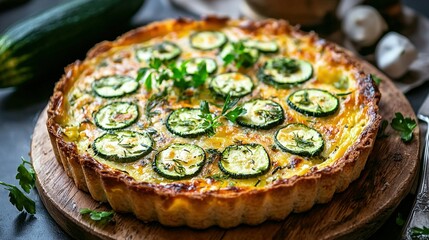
[61,25,370,191]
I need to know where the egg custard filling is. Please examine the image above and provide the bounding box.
[47,18,380,228]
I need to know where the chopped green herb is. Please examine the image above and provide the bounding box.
[390,112,416,142]
[377,120,389,139]
[271,58,299,75]
[293,133,315,148]
[80,208,114,223]
[296,91,311,106]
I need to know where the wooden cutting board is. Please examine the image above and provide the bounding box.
[31,63,420,240]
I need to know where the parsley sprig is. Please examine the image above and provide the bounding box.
[222,41,258,68]
[199,94,246,136]
[390,112,417,142]
[80,208,114,223]
[0,157,36,214]
[137,57,209,91]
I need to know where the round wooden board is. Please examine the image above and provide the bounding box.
[31,63,419,240]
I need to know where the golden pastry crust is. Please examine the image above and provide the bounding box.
[47,17,381,228]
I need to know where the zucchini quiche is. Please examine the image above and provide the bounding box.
[47,17,381,228]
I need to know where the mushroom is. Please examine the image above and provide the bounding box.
[375,32,417,79]
[342,5,387,47]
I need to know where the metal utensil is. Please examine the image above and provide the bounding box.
[402,94,429,239]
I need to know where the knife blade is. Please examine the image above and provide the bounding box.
[402,93,429,239]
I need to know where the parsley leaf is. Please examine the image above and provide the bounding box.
[411,226,429,237]
[390,112,416,142]
[170,61,209,89]
[80,208,114,223]
[371,74,382,85]
[0,181,36,214]
[377,119,389,139]
[221,94,240,115]
[222,41,258,68]
[199,101,222,136]
[199,95,246,135]
[149,57,162,70]
[16,157,35,193]
[395,213,405,226]
[224,107,246,123]
[136,68,153,91]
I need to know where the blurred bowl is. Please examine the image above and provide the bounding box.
[243,0,340,26]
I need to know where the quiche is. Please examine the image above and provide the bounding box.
[47,17,381,229]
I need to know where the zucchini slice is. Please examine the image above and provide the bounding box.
[219,143,270,179]
[219,43,260,68]
[184,57,217,75]
[136,41,181,61]
[93,130,153,162]
[274,123,324,157]
[94,102,139,130]
[258,57,313,87]
[209,72,254,98]
[153,143,206,180]
[242,39,279,53]
[237,99,284,129]
[190,31,227,50]
[287,89,339,117]
[92,75,139,98]
[166,108,211,137]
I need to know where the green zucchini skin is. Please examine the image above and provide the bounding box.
[166,108,211,138]
[274,123,324,157]
[153,143,206,180]
[209,72,254,98]
[92,130,153,163]
[0,0,145,88]
[287,88,339,117]
[257,58,313,88]
[189,31,227,50]
[94,102,139,130]
[219,143,270,179]
[236,99,284,130]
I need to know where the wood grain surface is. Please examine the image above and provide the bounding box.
[31,64,420,240]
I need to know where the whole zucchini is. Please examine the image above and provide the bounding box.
[0,0,145,88]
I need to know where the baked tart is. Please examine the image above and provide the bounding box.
[47,17,381,228]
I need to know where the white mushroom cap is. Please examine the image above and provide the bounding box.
[375,32,417,79]
[342,5,387,47]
